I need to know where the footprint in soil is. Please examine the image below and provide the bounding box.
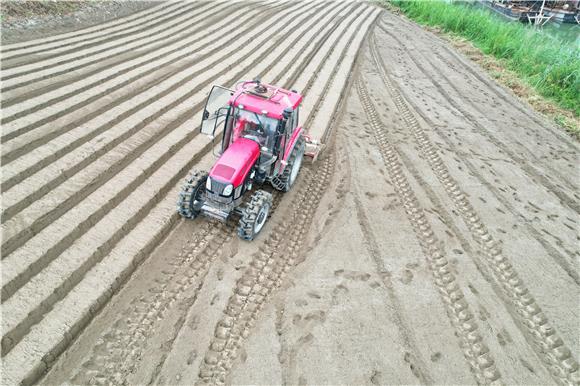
[430,352,442,362]
[365,191,377,199]
[295,299,308,307]
[187,350,197,365]
[399,269,414,285]
[520,357,536,374]
[306,291,321,299]
[336,270,371,282]
[496,328,513,346]
[370,370,382,385]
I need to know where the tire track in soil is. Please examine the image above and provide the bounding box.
[141,189,287,386]
[367,33,579,386]
[70,219,233,385]
[63,3,360,382]
[197,153,335,385]
[69,180,285,385]
[346,128,434,384]
[376,22,579,211]
[374,23,579,286]
[356,77,502,385]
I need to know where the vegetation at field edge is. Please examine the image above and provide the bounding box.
[384,0,580,118]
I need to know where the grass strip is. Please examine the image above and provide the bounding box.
[383,0,579,117]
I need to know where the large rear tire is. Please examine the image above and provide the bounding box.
[237,190,273,240]
[271,136,305,192]
[177,170,207,219]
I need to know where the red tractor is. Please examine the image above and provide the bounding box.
[177,80,319,240]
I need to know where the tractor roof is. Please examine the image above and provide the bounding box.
[230,81,302,120]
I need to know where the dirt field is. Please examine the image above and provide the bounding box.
[1,1,578,385]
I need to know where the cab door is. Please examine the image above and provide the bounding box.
[201,85,234,137]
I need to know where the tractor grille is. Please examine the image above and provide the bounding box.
[209,179,228,195]
[205,191,234,212]
[206,191,231,204]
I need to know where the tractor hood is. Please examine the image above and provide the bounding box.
[209,137,260,187]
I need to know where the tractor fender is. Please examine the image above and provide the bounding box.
[277,126,304,173]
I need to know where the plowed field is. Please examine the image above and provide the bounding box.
[1,1,577,385]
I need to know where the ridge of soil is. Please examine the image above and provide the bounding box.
[1,0,158,45]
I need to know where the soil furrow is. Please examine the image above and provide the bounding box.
[69,4,363,382]
[1,0,348,364]
[0,2,274,140]
[356,76,502,385]
[0,1,240,110]
[368,33,579,385]
[0,1,300,199]
[1,0,325,307]
[1,2,204,65]
[0,2,173,54]
[0,2,304,229]
[0,135,216,357]
[0,2,204,76]
[0,0,330,270]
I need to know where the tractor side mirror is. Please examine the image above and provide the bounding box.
[203,110,210,120]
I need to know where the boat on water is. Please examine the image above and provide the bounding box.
[481,0,537,21]
[479,0,580,24]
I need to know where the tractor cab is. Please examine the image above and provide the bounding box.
[177,80,319,241]
[201,81,301,170]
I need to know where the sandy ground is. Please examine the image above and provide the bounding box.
[2,1,578,385]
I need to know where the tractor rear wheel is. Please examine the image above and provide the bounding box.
[177,170,207,219]
[238,190,273,240]
[271,136,305,192]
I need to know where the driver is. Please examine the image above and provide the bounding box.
[240,119,266,146]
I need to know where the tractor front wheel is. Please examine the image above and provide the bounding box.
[177,170,207,219]
[271,136,305,192]
[238,190,273,240]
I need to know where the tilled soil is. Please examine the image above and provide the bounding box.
[1,1,578,385]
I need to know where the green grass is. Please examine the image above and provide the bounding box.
[385,0,580,116]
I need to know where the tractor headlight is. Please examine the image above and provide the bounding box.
[205,177,212,191]
[223,184,233,196]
